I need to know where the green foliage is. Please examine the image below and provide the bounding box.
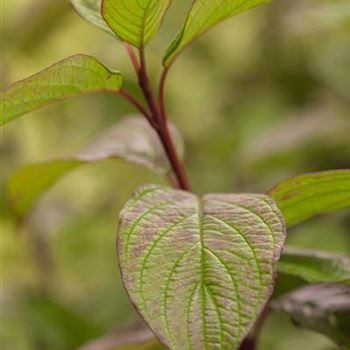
[2,1,350,349]
[101,0,172,47]
[279,247,350,284]
[23,294,101,350]
[118,184,286,350]
[269,170,350,227]
[163,0,271,66]
[6,116,183,218]
[0,54,123,125]
[71,0,114,35]
[273,284,350,349]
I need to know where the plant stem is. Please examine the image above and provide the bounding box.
[118,90,152,120]
[138,45,162,121]
[159,67,169,122]
[136,46,191,191]
[156,121,192,191]
[124,43,140,73]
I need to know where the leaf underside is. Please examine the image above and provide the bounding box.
[163,0,271,66]
[279,246,350,284]
[269,170,350,227]
[71,0,114,35]
[77,325,164,350]
[0,54,123,125]
[6,116,184,219]
[273,283,350,349]
[118,185,286,350]
[101,0,172,47]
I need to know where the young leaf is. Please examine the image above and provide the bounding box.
[163,0,271,66]
[0,54,123,125]
[101,0,172,47]
[71,0,114,35]
[279,246,350,284]
[273,283,350,349]
[269,170,350,227]
[118,185,286,350]
[6,116,184,218]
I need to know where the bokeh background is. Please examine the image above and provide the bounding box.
[2,0,350,349]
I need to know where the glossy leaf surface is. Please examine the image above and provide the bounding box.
[102,0,172,47]
[71,0,114,35]
[273,283,350,349]
[0,54,123,125]
[6,116,183,218]
[118,185,286,350]
[269,170,350,227]
[164,0,271,66]
[279,247,350,284]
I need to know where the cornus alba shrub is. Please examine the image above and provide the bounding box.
[1,1,350,350]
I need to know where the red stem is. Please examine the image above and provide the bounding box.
[124,43,140,73]
[138,46,162,120]
[118,90,156,127]
[156,122,192,191]
[159,67,169,122]
[136,46,191,191]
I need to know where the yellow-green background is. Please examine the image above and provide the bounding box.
[2,0,350,349]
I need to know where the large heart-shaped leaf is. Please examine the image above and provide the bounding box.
[163,0,271,66]
[279,247,350,284]
[71,0,114,35]
[269,170,350,227]
[118,185,286,350]
[6,116,184,219]
[0,54,123,125]
[273,283,350,349]
[101,0,172,48]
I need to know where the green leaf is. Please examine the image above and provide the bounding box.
[71,0,114,35]
[0,54,123,125]
[118,185,286,350]
[279,246,350,284]
[163,0,271,66]
[269,170,350,227]
[101,0,172,47]
[6,116,184,218]
[77,327,165,350]
[273,283,350,349]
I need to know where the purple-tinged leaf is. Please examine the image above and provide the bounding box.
[77,325,164,350]
[118,185,286,350]
[273,283,350,349]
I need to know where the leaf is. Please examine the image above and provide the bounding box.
[163,0,271,66]
[118,185,286,350]
[101,0,172,47]
[0,54,123,125]
[24,293,101,349]
[6,116,184,218]
[268,170,350,227]
[279,246,350,284]
[77,326,165,350]
[71,0,114,35]
[272,283,350,349]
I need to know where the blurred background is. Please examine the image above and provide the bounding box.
[2,0,350,349]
